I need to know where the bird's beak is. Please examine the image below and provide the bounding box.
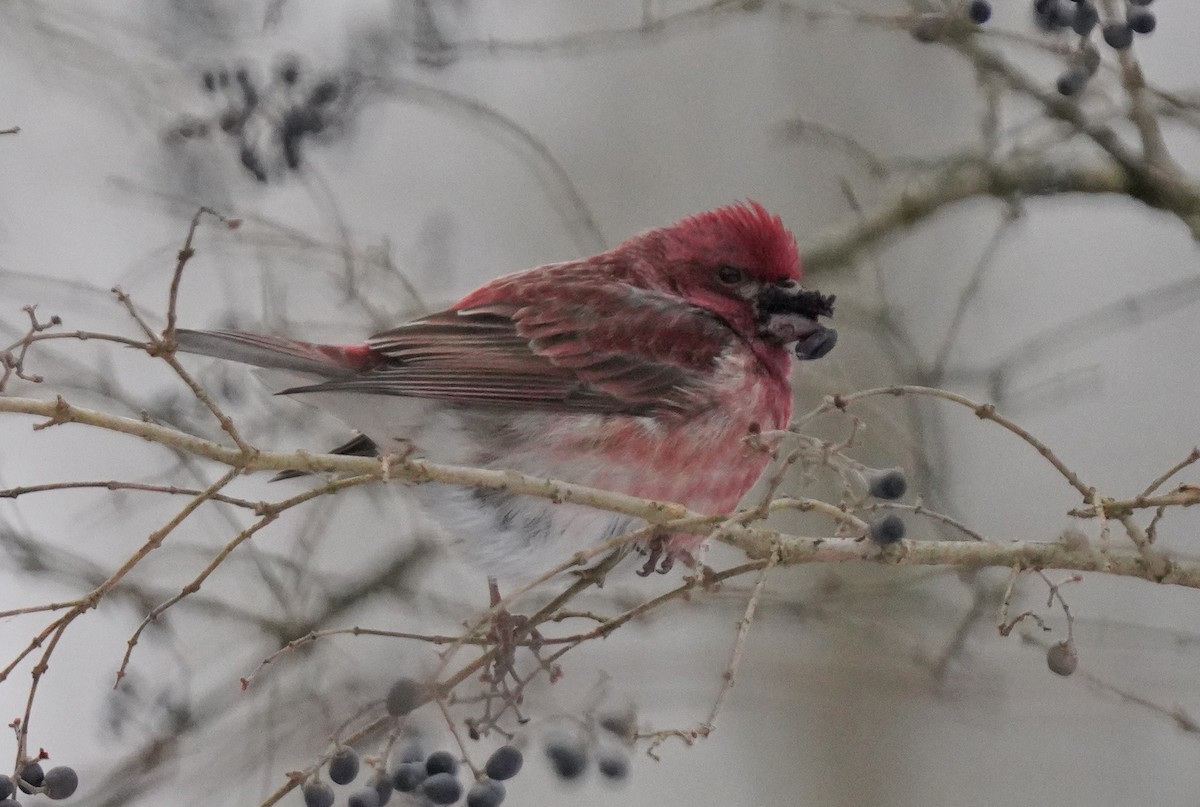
[755,284,838,361]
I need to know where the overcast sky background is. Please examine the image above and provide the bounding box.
[3,2,1200,806]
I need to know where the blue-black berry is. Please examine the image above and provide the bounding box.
[308,81,340,107]
[967,0,991,24]
[279,58,300,85]
[390,762,426,793]
[421,772,463,805]
[386,677,422,717]
[868,514,906,546]
[1070,1,1098,36]
[329,748,360,785]
[1033,0,1072,30]
[466,779,506,807]
[42,766,79,800]
[425,750,459,777]
[866,469,907,500]
[370,773,393,805]
[598,711,635,739]
[597,752,629,781]
[1127,8,1155,34]
[544,735,588,781]
[347,788,380,807]
[302,782,335,807]
[1056,68,1089,97]
[1102,21,1133,49]
[484,746,523,781]
[17,762,43,794]
[0,774,13,800]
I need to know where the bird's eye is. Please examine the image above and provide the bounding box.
[717,265,744,284]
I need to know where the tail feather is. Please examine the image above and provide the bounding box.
[174,329,372,378]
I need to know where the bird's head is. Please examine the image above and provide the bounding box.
[637,200,837,361]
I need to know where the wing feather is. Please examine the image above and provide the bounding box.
[282,284,732,417]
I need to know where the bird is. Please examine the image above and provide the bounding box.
[175,201,837,578]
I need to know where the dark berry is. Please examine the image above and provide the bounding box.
[868,514,906,546]
[866,469,907,500]
[421,772,463,805]
[283,108,324,137]
[390,762,426,793]
[17,762,43,793]
[42,766,78,800]
[0,775,12,800]
[1070,1,1098,35]
[370,773,393,805]
[386,677,422,717]
[1033,0,1071,30]
[329,748,360,785]
[279,58,300,85]
[1127,9,1155,34]
[597,752,629,781]
[425,750,458,776]
[467,779,506,807]
[218,109,241,134]
[1102,21,1133,49]
[598,711,636,739]
[484,746,523,781]
[347,788,380,807]
[1056,68,1089,97]
[544,735,587,781]
[1047,640,1078,676]
[967,0,991,24]
[303,782,335,807]
[308,80,340,106]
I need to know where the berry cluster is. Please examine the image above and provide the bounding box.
[539,709,634,786]
[171,58,351,183]
[965,1,1160,97]
[542,731,629,784]
[0,760,80,804]
[863,468,908,546]
[302,743,522,807]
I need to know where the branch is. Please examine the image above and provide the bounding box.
[801,155,1130,272]
[4,394,1199,588]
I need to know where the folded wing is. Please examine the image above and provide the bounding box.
[284,284,731,418]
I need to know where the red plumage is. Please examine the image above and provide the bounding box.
[176,201,836,577]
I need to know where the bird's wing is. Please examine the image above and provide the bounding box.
[282,284,732,417]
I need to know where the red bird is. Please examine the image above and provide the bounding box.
[176,201,836,577]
